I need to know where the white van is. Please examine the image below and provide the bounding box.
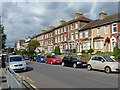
[6,55,27,71]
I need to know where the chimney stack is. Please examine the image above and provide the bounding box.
[49,25,55,30]
[99,10,107,20]
[60,19,66,25]
[75,11,83,19]
[41,29,47,33]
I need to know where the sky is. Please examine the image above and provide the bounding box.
[1,1,119,47]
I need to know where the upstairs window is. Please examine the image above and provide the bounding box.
[64,26,66,32]
[75,23,78,29]
[97,28,100,35]
[61,28,63,33]
[75,33,78,39]
[64,35,67,41]
[58,37,60,42]
[58,29,60,34]
[85,31,88,38]
[71,33,74,40]
[105,25,108,34]
[61,36,63,42]
[112,23,117,34]
[55,30,57,35]
[71,24,74,30]
[80,32,83,38]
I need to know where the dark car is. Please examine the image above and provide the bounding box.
[23,55,29,60]
[36,55,46,62]
[30,55,37,61]
[62,56,87,68]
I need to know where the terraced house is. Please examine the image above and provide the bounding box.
[31,11,120,53]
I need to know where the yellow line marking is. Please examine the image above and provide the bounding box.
[30,84,38,90]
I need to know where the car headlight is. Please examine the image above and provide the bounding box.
[77,62,81,64]
[10,64,14,67]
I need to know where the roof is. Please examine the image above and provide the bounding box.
[80,13,120,30]
[31,15,92,39]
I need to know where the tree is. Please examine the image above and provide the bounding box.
[7,47,14,53]
[26,40,40,55]
[0,24,7,49]
[87,48,94,54]
[54,46,61,55]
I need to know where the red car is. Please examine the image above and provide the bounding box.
[45,55,62,64]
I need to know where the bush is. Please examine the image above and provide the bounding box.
[54,46,61,55]
[113,45,120,58]
[87,48,94,54]
[81,50,85,53]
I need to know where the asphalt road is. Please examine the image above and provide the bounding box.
[17,60,119,88]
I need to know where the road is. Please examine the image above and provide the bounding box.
[17,60,119,88]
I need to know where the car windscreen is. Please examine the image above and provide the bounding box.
[52,56,58,59]
[10,57,24,62]
[72,57,81,61]
[103,56,116,62]
[24,55,28,58]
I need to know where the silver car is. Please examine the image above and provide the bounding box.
[6,55,27,71]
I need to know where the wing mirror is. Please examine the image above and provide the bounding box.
[101,59,105,62]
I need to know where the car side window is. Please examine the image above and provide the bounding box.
[91,57,97,60]
[96,57,103,61]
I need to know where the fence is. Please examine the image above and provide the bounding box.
[7,68,23,89]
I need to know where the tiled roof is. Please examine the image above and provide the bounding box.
[80,13,120,30]
[32,15,92,38]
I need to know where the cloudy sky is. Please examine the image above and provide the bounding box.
[1,1,118,47]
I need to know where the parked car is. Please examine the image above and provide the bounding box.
[45,55,61,64]
[36,55,46,62]
[87,56,120,73]
[62,56,87,68]
[23,55,29,60]
[30,55,37,61]
[6,55,27,71]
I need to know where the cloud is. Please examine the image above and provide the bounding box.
[2,2,118,47]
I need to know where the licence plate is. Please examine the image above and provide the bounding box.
[57,61,60,63]
[82,64,87,66]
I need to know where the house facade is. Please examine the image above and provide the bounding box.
[30,11,120,53]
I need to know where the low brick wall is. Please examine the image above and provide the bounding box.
[81,58,90,63]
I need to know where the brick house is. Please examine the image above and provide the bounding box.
[80,11,120,52]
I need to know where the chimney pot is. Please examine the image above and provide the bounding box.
[49,25,55,30]
[99,10,107,20]
[75,11,83,19]
[60,19,66,25]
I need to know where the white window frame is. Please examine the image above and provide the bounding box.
[105,25,108,34]
[100,40,103,49]
[58,29,60,34]
[64,35,67,41]
[61,28,63,33]
[75,33,78,39]
[55,37,57,43]
[83,43,86,50]
[87,42,90,50]
[97,28,100,35]
[80,32,83,38]
[61,36,63,42]
[75,23,78,29]
[95,41,98,49]
[55,30,57,35]
[85,31,88,38]
[71,33,74,40]
[64,26,66,32]
[71,24,74,30]
[112,23,117,34]
[58,37,60,42]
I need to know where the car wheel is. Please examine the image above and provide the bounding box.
[105,67,111,73]
[87,65,92,71]
[73,63,77,68]
[62,62,65,66]
[50,61,52,65]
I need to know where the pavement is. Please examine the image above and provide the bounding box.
[0,68,8,89]
[17,60,120,89]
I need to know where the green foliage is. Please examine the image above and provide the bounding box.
[113,45,120,58]
[87,48,94,54]
[26,40,40,55]
[0,24,7,49]
[117,54,120,59]
[81,50,85,54]
[54,46,61,55]
[7,47,14,53]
